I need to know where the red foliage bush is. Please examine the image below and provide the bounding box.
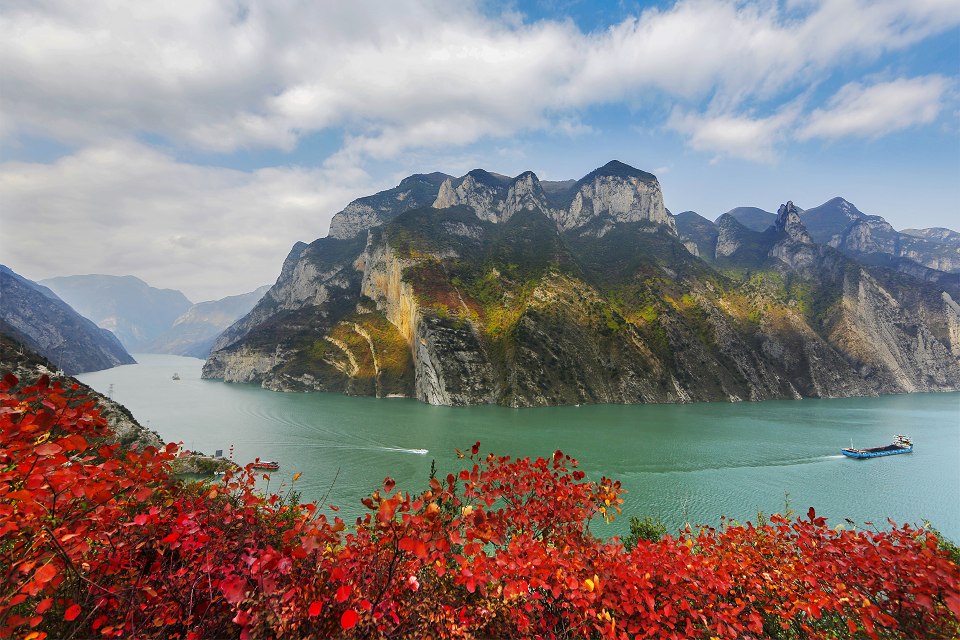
[2,374,958,639]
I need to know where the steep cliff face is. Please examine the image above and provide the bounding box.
[827,270,960,393]
[202,163,959,405]
[715,214,745,258]
[202,235,367,383]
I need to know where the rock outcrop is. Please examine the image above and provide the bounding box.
[433,170,550,225]
[554,162,675,234]
[900,227,960,246]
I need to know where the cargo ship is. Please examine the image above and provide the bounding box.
[841,435,913,459]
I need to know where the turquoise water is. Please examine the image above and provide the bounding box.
[77,354,960,541]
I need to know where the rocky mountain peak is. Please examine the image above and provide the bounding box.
[714,213,749,258]
[776,201,814,245]
[432,169,552,226]
[556,162,674,234]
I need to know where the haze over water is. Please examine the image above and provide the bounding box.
[78,354,960,541]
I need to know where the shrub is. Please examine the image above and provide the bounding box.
[2,375,958,639]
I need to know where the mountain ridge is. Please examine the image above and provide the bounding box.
[202,162,960,407]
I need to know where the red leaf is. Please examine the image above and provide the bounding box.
[336,584,351,603]
[133,514,150,526]
[308,601,323,617]
[135,487,152,501]
[64,604,81,621]
[341,609,359,630]
[36,598,53,614]
[945,593,960,620]
[34,563,56,584]
[35,443,62,456]
[222,577,248,604]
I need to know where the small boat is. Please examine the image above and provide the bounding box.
[172,373,180,380]
[251,460,280,470]
[842,435,913,459]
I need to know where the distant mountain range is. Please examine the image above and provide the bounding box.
[200,161,960,407]
[0,266,136,374]
[137,285,271,358]
[38,274,193,350]
[32,274,269,359]
[707,198,960,276]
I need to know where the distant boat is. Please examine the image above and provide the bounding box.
[842,435,913,459]
[172,373,180,380]
[251,460,280,470]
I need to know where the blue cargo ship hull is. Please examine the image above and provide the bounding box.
[841,444,912,458]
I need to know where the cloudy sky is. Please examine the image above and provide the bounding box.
[2,0,958,302]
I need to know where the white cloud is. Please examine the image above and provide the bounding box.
[0,0,957,303]
[796,75,951,140]
[0,140,376,301]
[668,105,801,162]
[2,0,957,162]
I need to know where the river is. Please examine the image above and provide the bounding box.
[77,354,960,542]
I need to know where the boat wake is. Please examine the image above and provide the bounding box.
[380,447,429,455]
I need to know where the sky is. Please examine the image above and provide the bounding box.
[2,0,958,303]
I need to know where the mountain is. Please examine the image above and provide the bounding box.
[38,274,193,350]
[719,207,777,232]
[0,266,136,374]
[202,163,960,407]
[137,285,271,358]
[900,227,960,246]
[328,160,674,239]
[328,172,453,239]
[674,211,719,259]
[798,198,960,273]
